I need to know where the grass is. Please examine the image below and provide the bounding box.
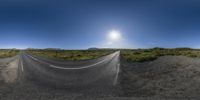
[121,48,200,62]
[119,48,200,97]
[26,49,116,60]
[27,48,200,62]
[0,49,20,58]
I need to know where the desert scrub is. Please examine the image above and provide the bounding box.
[27,48,200,62]
[121,50,159,62]
[0,49,19,58]
[121,48,200,62]
[26,49,116,60]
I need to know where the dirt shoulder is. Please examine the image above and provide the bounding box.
[0,56,19,83]
[0,56,19,99]
[120,56,200,97]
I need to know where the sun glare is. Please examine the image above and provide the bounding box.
[108,30,121,41]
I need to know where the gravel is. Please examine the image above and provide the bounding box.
[120,56,200,98]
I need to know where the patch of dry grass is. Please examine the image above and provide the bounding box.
[121,48,200,62]
[0,49,19,58]
[26,49,116,60]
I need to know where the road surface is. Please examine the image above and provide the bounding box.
[0,51,121,99]
[19,51,120,88]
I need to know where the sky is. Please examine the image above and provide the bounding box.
[0,0,200,49]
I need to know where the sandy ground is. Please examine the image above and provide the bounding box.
[1,58,19,83]
[1,55,200,99]
[0,56,19,100]
[120,56,200,98]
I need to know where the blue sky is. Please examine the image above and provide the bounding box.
[0,0,200,49]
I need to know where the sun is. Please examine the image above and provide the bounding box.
[108,30,121,41]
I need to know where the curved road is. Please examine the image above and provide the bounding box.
[19,51,120,87]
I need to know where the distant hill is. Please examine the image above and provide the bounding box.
[88,47,99,50]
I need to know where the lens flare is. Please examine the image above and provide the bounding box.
[108,30,121,41]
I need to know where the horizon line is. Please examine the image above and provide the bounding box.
[0,47,199,50]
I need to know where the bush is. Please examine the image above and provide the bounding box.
[121,48,200,62]
[26,49,116,60]
[0,49,19,58]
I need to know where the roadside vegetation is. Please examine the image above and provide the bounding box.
[119,48,200,97]
[0,49,20,58]
[121,48,200,62]
[27,48,200,62]
[26,49,116,60]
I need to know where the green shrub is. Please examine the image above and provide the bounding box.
[27,49,115,60]
[121,48,200,62]
[0,49,19,58]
